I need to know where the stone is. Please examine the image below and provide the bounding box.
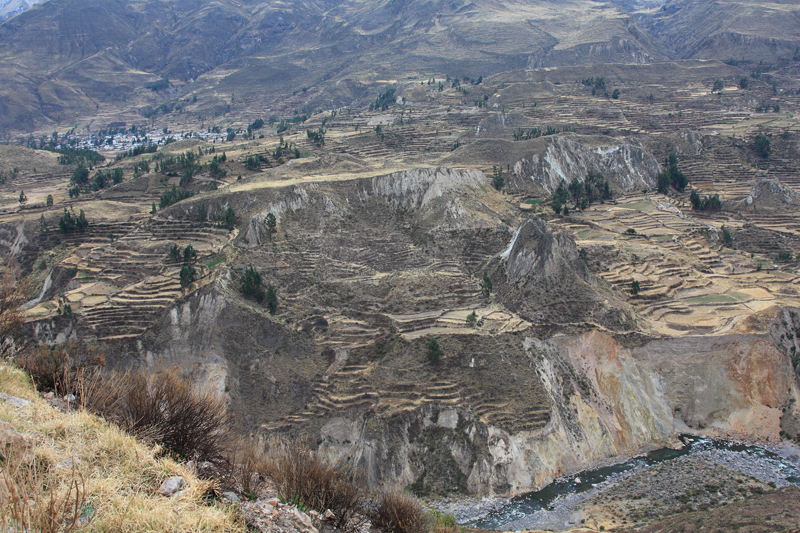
[0,421,33,462]
[293,507,314,529]
[172,490,186,499]
[158,475,185,496]
[223,491,241,503]
[63,394,76,402]
[55,457,81,470]
[323,509,336,520]
[258,502,275,514]
[0,393,30,408]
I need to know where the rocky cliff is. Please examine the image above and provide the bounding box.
[511,135,660,194]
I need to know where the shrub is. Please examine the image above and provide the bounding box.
[240,265,264,301]
[370,489,430,533]
[263,437,365,532]
[480,271,492,298]
[722,225,733,247]
[122,370,232,463]
[631,279,640,296]
[430,510,459,533]
[466,311,477,328]
[427,337,441,363]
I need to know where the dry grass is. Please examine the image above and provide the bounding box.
[263,436,365,531]
[0,361,247,532]
[16,347,232,464]
[1,443,90,533]
[370,489,431,533]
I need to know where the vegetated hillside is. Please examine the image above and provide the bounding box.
[10,150,800,498]
[0,0,669,133]
[636,0,800,64]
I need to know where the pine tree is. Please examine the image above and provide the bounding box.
[266,284,278,315]
[264,212,277,242]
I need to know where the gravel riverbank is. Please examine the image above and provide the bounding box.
[431,438,800,532]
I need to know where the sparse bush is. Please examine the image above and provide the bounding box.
[123,370,232,462]
[466,311,477,328]
[15,344,129,418]
[264,437,365,531]
[370,489,430,533]
[226,438,270,500]
[0,275,27,358]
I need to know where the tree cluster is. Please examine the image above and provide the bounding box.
[306,127,325,146]
[657,152,688,194]
[370,88,396,112]
[46,147,105,166]
[58,208,88,233]
[689,189,721,210]
[159,186,194,209]
[492,166,505,191]
[753,133,771,158]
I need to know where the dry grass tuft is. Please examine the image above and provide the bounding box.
[0,361,247,532]
[1,442,90,533]
[263,436,365,531]
[370,489,431,533]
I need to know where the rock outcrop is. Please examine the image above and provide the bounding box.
[496,214,630,328]
[512,135,660,193]
[740,179,800,212]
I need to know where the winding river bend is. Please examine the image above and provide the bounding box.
[471,435,800,529]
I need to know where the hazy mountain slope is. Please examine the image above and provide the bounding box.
[0,0,666,133]
[637,0,800,63]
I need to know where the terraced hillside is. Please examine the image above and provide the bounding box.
[1,51,800,500]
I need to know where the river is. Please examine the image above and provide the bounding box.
[462,435,800,530]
